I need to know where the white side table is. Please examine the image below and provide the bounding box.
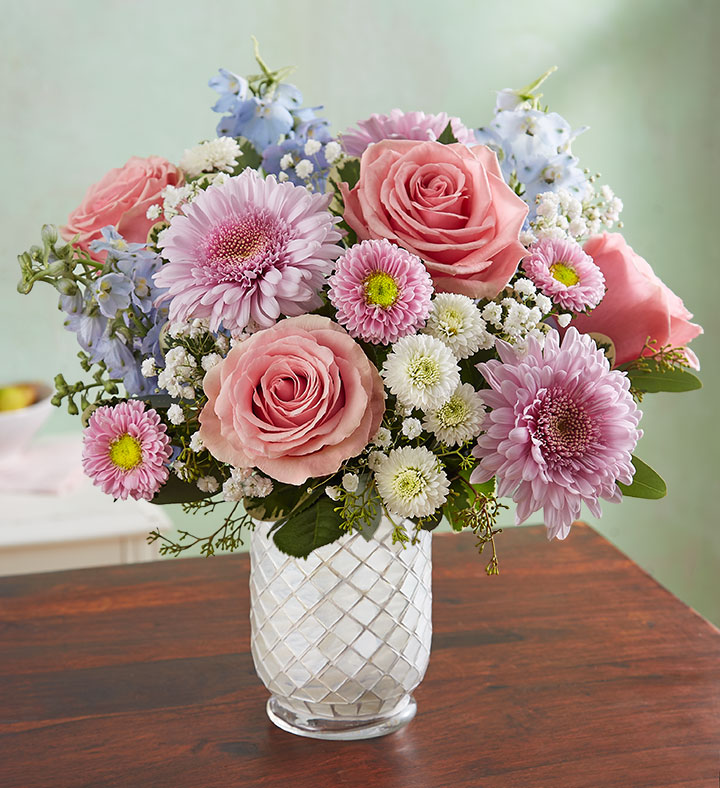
[0,478,172,575]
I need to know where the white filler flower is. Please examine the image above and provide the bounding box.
[423,383,486,446]
[382,334,459,410]
[422,293,492,358]
[374,446,450,518]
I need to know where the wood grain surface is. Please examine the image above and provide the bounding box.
[1,524,718,788]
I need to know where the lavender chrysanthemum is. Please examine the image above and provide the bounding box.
[522,238,605,313]
[155,169,342,332]
[470,328,642,539]
[328,239,433,344]
[340,109,475,157]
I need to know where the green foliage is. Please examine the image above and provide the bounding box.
[621,341,702,401]
[418,509,443,532]
[336,473,383,537]
[327,156,361,247]
[151,475,215,505]
[625,361,702,395]
[437,121,459,145]
[244,481,323,522]
[272,497,345,558]
[618,456,667,500]
[231,137,263,173]
[148,501,252,556]
[52,362,120,416]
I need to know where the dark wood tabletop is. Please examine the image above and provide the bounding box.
[0,524,718,788]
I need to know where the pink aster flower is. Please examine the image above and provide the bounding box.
[522,237,605,313]
[470,328,642,540]
[82,400,172,501]
[328,239,433,344]
[522,238,605,312]
[340,109,475,157]
[155,169,342,333]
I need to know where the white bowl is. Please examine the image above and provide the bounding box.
[0,382,54,464]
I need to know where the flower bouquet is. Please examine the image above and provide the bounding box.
[17,47,702,739]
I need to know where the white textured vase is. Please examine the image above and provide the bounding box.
[249,517,432,740]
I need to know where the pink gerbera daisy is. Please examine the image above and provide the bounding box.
[82,400,172,501]
[155,169,342,332]
[522,237,605,313]
[470,328,642,539]
[328,239,433,344]
[340,109,476,157]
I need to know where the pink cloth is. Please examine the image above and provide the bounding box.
[0,435,85,495]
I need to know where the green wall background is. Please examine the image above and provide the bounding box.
[2,1,717,621]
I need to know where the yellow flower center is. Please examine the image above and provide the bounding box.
[393,468,426,500]
[549,262,580,287]
[407,356,441,388]
[364,271,399,309]
[437,395,468,427]
[109,434,143,471]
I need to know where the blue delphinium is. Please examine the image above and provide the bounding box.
[262,114,335,190]
[58,227,168,397]
[211,69,304,152]
[475,108,588,222]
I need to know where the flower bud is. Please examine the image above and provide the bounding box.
[47,259,68,276]
[41,224,58,246]
[56,278,78,296]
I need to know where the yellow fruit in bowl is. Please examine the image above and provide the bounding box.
[0,384,37,412]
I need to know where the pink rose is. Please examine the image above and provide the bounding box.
[198,315,385,485]
[61,156,182,256]
[571,233,702,367]
[340,140,528,299]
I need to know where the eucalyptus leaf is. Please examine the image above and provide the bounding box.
[617,456,667,500]
[272,497,345,558]
[626,362,702,394]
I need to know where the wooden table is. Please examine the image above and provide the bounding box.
[1,525,718,787]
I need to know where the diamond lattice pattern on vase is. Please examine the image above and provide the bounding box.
[250,519,432,719]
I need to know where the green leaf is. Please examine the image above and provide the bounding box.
[437,121,459,145]
[358,502,383,541]
[151,475,214,505]
[272,497,345,558]
[337,157,361,190]
[232,137,263,173]
[617,456,667,499]
[244,482,322,522]
[419,509,443,532]
[626,362,702,394]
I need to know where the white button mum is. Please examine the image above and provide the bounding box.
[422,383,486,446]
[382,334,460,410]
[422,293,492,359]
[374,446,450,519]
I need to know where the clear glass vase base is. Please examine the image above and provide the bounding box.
[266,694,417,741]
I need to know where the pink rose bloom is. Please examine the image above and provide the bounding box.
[340,140,528,299]
[198,315,385,485]
[61,156,183,256]
[571,233,702,368]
